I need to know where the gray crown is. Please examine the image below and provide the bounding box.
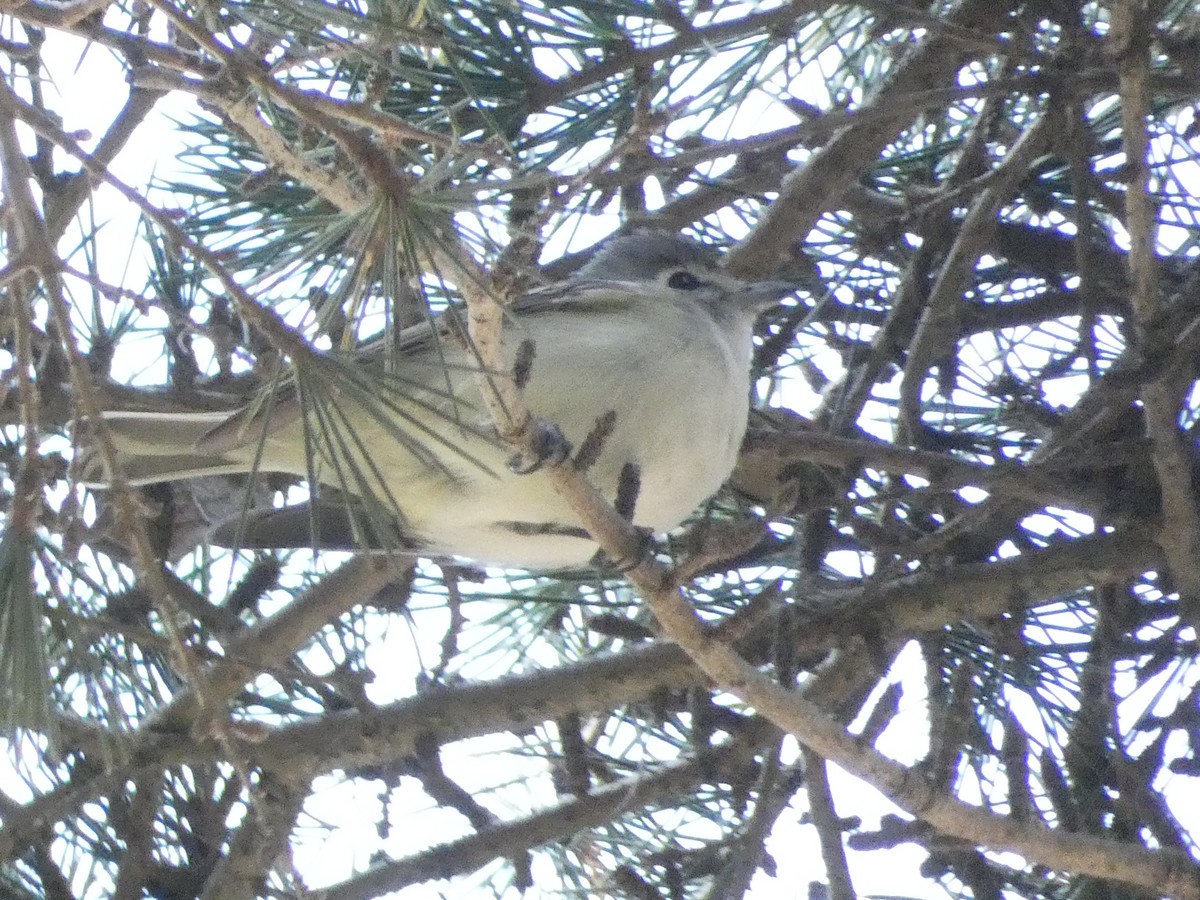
[577,232,720,282]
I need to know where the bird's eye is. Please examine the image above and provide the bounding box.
[667,270,702,290]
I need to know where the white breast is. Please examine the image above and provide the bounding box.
[406,297,756,568]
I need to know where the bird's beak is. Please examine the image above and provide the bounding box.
[733,280,798,314]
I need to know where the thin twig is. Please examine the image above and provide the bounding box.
[897,112,1054,438]
[803,748,858,900]
[0,75,219,736]
[317,728,775,899]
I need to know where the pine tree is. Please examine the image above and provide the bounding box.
[1,1,1198,897]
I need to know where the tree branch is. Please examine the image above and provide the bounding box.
[318,725,777,899]
[1113,0,1200,625]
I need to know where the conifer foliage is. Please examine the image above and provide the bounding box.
[1,1,1199,897]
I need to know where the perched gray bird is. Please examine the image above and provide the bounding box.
[85,232,793,569]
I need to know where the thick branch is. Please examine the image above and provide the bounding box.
[728,0,1009,274]
[0,531,1166,863]
[637,576,1200,898]
[198,771,304,900]
[1113,0,1200,623]
[318,727,776,899]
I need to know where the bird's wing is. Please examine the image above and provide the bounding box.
[507,279,643,316]
[182,279,642,456]
[351,279,642,355]
[193,384,302,454]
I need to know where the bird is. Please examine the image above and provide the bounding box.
[83,232,794,569]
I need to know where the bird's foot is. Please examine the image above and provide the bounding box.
[507,418,573,474]
[589,527,655,574]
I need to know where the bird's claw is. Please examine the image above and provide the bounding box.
[507,418,572,475]
[589,527,655,574]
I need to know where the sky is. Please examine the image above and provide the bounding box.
[5,8,1197,900]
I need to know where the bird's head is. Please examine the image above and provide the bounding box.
[578,231,796,323]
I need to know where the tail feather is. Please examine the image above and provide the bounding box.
[81,453,248,487]
[93,411,234,455]
[81,410,248,487]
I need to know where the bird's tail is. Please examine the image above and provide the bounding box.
[79,411,250,486]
